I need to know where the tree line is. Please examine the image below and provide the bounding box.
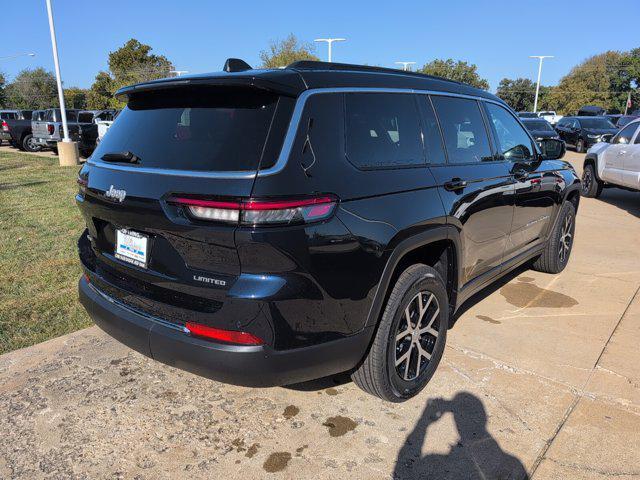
[0,35,638,115]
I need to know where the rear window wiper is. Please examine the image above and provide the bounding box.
[101,151,141,164]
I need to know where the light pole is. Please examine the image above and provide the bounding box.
[530,55,553,113]
[395,61,416,71]
[45,0,79,166]
[314,38,346,63]
[0,53,36,61]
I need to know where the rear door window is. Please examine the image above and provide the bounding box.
[91,86,285,172]
[417,96,446,164]
[484,103,534,161]
[431,96,493,163]
[345,93,424,169]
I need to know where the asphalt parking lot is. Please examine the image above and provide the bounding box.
[0,151,638,479]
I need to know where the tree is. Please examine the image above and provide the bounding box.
[626,47,640,112]
[418,59,489,90]
[87,71,116,109]
[259,34,319,69]
[4,68,58,109]
[546,50,636,115]
[0,72,6,108]
[496,78,536,111]
[64,87,88,109]
[88,38,174,108]
[108,38,174,88]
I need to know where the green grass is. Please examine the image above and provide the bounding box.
[0,150,90,354]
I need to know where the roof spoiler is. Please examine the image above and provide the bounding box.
[114,76,302,101]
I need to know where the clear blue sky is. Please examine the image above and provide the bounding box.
[2,0,638,92]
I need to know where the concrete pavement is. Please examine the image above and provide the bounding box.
[1,152,639,479]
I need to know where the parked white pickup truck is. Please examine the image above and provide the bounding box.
[582,119,640,197]
[538,111,563,125]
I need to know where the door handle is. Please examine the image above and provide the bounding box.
[444,178,468,191]
[619,150,627,155]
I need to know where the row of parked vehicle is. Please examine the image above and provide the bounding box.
[517,108,639,153]
[0,108,118,157]
[514,106,640,198]
[518,106,639,129]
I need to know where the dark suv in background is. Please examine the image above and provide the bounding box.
[77,61,579,402]
[555,116,618,152]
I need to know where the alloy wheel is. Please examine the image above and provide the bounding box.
[26,136,37,151]
[394,291,440,381]
[559,214,573,263]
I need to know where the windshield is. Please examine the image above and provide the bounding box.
[579,118,616,129]
[524,120,555,132]
[92,86,285,172]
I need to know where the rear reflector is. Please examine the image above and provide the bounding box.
[170,195,338,226]
[185,322,264,345]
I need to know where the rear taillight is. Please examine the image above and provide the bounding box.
[77,176,88,195]
[47,124,55,135]
[170,195,338,226]
[185,322,264,345]
[1,121,8,132]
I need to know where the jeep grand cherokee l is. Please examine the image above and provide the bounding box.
[77,60,579,402]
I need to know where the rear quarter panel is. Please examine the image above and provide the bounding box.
[249,92,447,336]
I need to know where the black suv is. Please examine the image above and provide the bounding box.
[77,61,579,402]
[555,116,618,153]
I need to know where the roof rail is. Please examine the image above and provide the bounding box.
[286,60,463,85]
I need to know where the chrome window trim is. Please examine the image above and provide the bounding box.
[86,87,506,179]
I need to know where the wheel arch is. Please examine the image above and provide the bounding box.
[364,225,460,331]
[565,186,581,212]
[583,153,601,181]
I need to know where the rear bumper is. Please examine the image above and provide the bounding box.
[34,137,58,148]
[78,276,373,387]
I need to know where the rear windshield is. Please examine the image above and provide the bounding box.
[91,86,282,172]
[45,110,79,122]
[78,112,95,123]
[524,120,554,132]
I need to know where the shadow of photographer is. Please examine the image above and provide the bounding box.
[394,392,529,480]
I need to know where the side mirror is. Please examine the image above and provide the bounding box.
[538,138,565,160]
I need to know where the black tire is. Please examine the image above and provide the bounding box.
[22,134,41,153]
[51,146,58,155]
[351,264,448,402]
[532,202,576,274]
[576,138,585,153]
[581,164,602,198]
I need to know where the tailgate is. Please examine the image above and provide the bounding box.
[77,84,294,327]
[32,121,51,138]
